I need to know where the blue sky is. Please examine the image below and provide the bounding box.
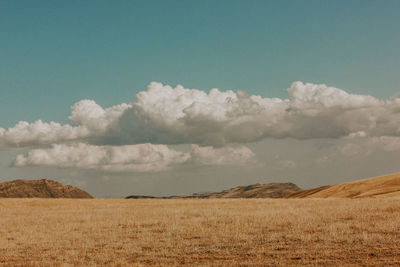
[1,0,400,127]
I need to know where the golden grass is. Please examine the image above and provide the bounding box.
[1,198,400,266]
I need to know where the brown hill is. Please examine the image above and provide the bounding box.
[0,179,93,198]
[287,172,400,198]
[126,182,302,199]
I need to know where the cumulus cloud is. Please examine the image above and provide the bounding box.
[2,81,400,149]
[114,81,400,144]
[69,100,131,133]
[0,101,131,150]
[120,82,288,145]
[13,143,255,172]
[13,143,189,172]
[0,120,88,149]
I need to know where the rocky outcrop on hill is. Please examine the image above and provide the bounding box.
[0,179,93,198]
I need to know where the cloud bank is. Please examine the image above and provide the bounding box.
[13,143,255,172]
[2,81,400,150]
[3,81,400,172]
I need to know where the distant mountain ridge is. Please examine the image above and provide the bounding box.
[126,182,302,199]
[0,179,93,198]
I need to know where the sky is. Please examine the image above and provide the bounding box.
[1,0,400,197]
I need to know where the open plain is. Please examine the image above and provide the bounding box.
[1,198,400,266]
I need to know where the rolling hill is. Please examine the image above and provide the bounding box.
[0,179,93,198]
[287,172,400,198]
[126,182,302,199]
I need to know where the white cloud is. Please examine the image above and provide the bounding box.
[0,101,131,150]
[69,100,131,132]
[13,143,255,172]
[121,82,288,145]
[0,120,88,149]
[118,81,397,144]
[288,81,381,110]
[2,81,400,149]
[13,143,189,172]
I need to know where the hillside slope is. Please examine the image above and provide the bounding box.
[287,173,400,198]
[0,179,93,198]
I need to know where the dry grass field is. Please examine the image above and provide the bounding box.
[1,198,400,266]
